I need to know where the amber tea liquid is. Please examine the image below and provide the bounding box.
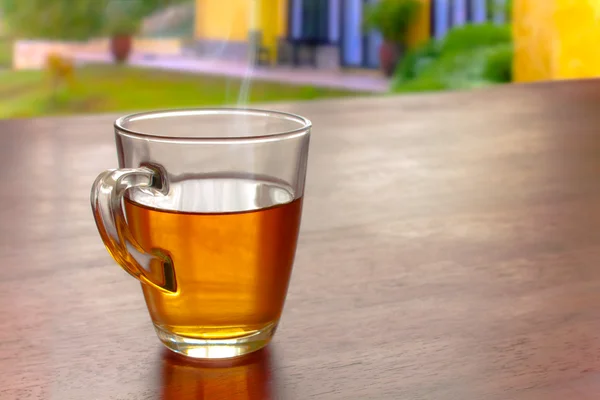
[124,178,302,344]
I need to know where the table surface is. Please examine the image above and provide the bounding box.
[2,80,600,399]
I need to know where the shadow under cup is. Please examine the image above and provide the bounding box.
[91,109,311,359]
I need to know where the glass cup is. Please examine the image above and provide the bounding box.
[90,108,311,359]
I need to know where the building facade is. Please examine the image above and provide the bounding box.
[193,0,506,69]
[193,0,430,68]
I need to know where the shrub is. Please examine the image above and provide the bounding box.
[440,23,512,54]
[0,38,13,68]
[483,44,513,83]
[391,23,514,93]
[45,53,75,104]
[46,53,75,85]
[395,39,441,82]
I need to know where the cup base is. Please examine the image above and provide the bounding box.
[153,322,277,359]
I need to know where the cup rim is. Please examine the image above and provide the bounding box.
[114,107,312,143]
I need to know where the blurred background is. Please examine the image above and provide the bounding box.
[0,0,593,119]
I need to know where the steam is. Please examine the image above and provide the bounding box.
[234,0,258,138]
[238,0,257,108]
[139,1,264,136]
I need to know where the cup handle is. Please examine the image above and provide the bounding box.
[90,165,177,294]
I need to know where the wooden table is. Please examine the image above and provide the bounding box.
[2,80,600,399]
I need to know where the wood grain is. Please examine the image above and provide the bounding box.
[2,80,600,399]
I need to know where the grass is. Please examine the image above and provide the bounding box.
[0,65,360,119]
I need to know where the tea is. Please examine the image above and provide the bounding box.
[124,178,302,341]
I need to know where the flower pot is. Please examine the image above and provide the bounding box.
[379,41,402,77]
[110,35,132,64]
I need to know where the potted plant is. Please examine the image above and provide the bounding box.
[104,0,149,64]
[364,0,421,77]
[106,16,139,64]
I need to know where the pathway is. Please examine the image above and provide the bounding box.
[73,52,389,93]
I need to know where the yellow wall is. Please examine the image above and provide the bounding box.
[195,0,283,61]
[194,0,250,41]
[257,0,283,61]
[553,0,600,79]
[407,0,431,49]
[514,0,600,82]
[277,0,288,37]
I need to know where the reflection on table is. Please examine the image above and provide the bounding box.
[160,347,273,400]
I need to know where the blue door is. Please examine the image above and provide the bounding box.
[340,0,380,68]
[288,0,331,42]
[288,0,379,68]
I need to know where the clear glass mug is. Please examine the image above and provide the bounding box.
[90,109,311,359]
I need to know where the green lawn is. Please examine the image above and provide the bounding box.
[0,65,360,119]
